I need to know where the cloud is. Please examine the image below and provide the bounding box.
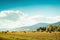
[0,10,60,28]
[31,15,60,23]
[0,10,25,28]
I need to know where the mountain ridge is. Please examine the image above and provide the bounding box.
[14,22,60,31]
[0,22,60,31]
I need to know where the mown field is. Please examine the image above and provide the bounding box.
[0,32,60,40]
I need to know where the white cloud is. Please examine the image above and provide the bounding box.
[0,10,24,17]
[0,10,60,28]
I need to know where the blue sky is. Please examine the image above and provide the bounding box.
[0,0,60,28]
[0,0,60,16]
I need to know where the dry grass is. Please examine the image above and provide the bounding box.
[0,32,60,40]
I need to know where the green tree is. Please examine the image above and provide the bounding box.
[46,24,54,33]
[56,25,60,31]
[37,27,46,32]
[37,28,40,32]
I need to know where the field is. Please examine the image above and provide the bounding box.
[0,32,60,40]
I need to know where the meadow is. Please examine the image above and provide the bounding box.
[0,32,60,40]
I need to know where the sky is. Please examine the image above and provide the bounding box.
[0,0,60,28]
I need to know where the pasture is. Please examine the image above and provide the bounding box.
[0,32,60,40]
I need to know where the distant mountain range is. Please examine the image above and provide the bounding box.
[13,22,60,31]
[0,22,60,31]
[13,23,48,31]
[53,22,60,26]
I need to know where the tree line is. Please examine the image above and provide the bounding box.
[36,24,60,33]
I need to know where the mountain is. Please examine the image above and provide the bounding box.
[0,22,60,31]
[53,22,60,26]
[13,22,60,31]
[13,23,48,31]
[0,28,12,31]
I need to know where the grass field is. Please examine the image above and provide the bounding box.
[0,32,60,40]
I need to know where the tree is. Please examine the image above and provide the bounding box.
[46,24,54,33]
[37,28,40,32]
[37,27,46,32]
[56,25,60,31]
